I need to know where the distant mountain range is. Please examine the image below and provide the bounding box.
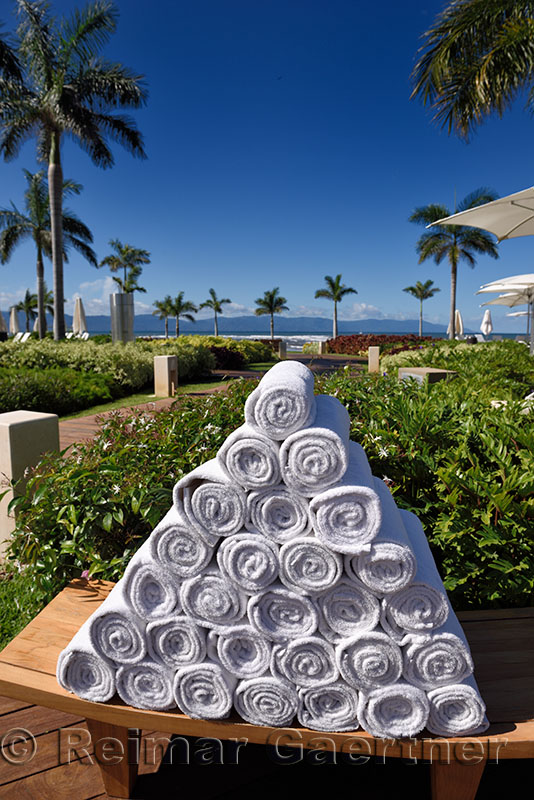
[3,311,452,335]
[2,311,452,335]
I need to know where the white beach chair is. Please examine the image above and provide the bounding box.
[20,332,31,343]
[12,332,23,342]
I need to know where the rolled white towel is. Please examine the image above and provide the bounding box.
[279,395,351,497]
[146,616,207,668]
[271,636,338,687]
[358,681,430,738]
[174,661,236,719]
[122,542,180,621]
[217,424,281,490]
[346,478,416,595]
[403,609,474,690]
[116,659,176,710]
[298,682,360,732]
[426,676,489,736]
[57,616,116,702]
[173,459,247,542]
[248,583,318,641]
[235,677,298,727]
[246,485,311,543]
[88,583,146,664]
[150,506,214,579]
[181,569,247,630]
[217,533,279,594]
[309,441,381,552]
[381,510,449,639]
[336,630,402,690]
[207,626,272,679]
[279,537,342,595]
[244,360,316,439]
[318,578,380,642]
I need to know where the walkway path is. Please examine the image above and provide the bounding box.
[58,355,364,451]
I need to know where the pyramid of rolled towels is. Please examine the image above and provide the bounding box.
[57,360,489,737]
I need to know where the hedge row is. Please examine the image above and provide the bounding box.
[0,367,115,415]
[326,333,436,356]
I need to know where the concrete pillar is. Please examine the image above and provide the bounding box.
[154,355,178,397]
[278,341,287,359]
[368,346,380,373]
[0,411,59,556]
[110,293,134,344]
[319,341,328,355]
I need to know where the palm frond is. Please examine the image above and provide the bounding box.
[58,1,117,70]
[409,204,451,225]
[16,0,57,88]
[72,59,148,108]
[0,26,22,80]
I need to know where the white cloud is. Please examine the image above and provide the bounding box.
[0,288,26,310]
[338,302,384,320]
[67,276,116,315]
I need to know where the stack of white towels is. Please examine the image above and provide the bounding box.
[57,360,489,738]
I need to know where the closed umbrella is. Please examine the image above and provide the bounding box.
[455,309,464,336]
[9,306,20,335]
[480,290,533,336]
[72,297,87,336]
[480,309,493,337]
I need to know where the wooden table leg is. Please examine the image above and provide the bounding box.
[85,717,139,799]
[430,758,486,800]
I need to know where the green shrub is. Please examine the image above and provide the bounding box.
[144,335,272,365]
[5,342,534,611]
[327,333,435,356]
[0,367,115,414]
[5,379,253,598]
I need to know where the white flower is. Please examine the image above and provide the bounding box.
[112,484,121,494]
[102,441,112,450]
[378,447,388,458]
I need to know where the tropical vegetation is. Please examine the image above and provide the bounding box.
[200,288,232,336]
[254,287,288,339]
[0,170,97,337]
[403,279,440,336]
[0,0,147,339]
[315,273,357,339]
[326,333,435,356]
[15,288,37,331]
[169,292,197,337]
[409,189,499,338]
[152,295,173,339]
[411,0,534,139]
[2,341,533,636]
[99,239,150,295]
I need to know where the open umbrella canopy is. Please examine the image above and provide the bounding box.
[9,306,20,335]
[480,309,493,336]
[507,311,529,317]
[72,297,87,336]
[431,188,534,241]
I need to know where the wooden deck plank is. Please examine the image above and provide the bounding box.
[0,757,105,800]
[0,696,32,715]
[0,705,84,738]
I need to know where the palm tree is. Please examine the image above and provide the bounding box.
[169,292,197,337]
[16,288,37,331]
[0,169,97,338]
[0,24,21,79]
[200,288,232,336]
[410,0,533,139]
[0,1,147,339]
[314,273,357,339]
[409,189,499,339]
[403,280,440,337]
[254,287,288,340]
[152,295,174,339]
[99,240,150,294]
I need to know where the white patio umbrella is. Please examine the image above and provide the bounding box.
[479,288,534,338]
[430,186,534,353]
[72,296,87,336]
[448,308,464,337]
[480,309,493,337]
[9,306,20,335]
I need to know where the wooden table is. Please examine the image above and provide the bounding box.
[0,579,532,800]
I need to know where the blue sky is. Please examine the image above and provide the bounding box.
[1,0,533,331]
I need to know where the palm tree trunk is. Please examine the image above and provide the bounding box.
[36,247,46,340]
[164,317,168,338]
[48,134,65,340]
[333,301,338,339]
[176,317,179,337]
[419,299,423,338]
[449,261,457,340]
[214,312,218,337]
[270,314,274,340]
